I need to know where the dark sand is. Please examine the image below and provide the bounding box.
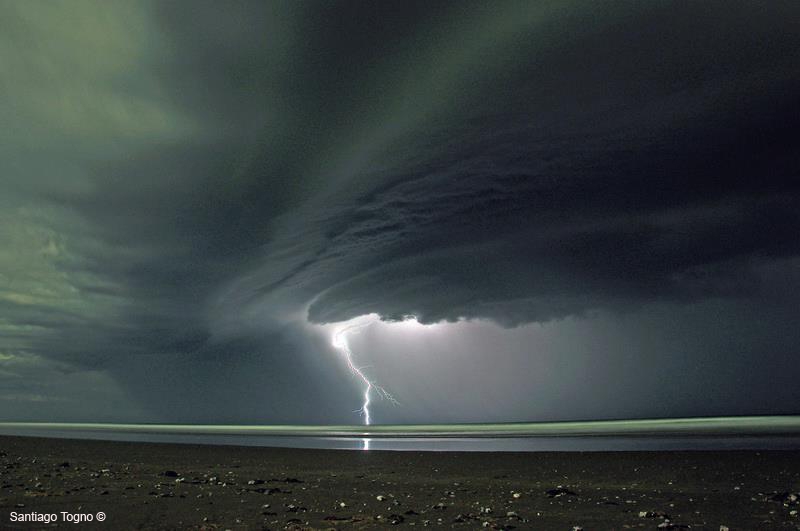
[1,436,798,530]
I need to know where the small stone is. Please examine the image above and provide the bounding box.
[377,495,386,501]
[639,510,670,519]
[512,492,521,498]
[546,487,577,498]
[339,502,347,508]
[507,511,519,518]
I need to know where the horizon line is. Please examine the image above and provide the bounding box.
[1,415,799,439]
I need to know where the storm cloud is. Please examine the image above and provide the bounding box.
[1,1,798,423]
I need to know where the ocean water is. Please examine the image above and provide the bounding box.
[1,432,798,452]
[1,417,799,451]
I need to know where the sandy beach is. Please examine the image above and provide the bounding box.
[0,435,798,529]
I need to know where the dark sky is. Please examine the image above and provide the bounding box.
[1,1,798,424]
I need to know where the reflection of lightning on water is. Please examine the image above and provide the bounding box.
[332,317,397,428]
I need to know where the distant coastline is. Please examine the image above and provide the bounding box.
[2,415,799,438]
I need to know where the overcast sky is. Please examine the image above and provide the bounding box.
[1,0,798,425]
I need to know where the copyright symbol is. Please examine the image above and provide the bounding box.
[96,512,106,521]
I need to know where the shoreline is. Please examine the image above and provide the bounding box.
[2,416,800,438]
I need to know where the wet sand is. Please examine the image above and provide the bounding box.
[0,435,798,529]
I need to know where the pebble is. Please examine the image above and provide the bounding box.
[546,486,577,498]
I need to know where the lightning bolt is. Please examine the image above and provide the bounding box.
[331,317,397,428]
